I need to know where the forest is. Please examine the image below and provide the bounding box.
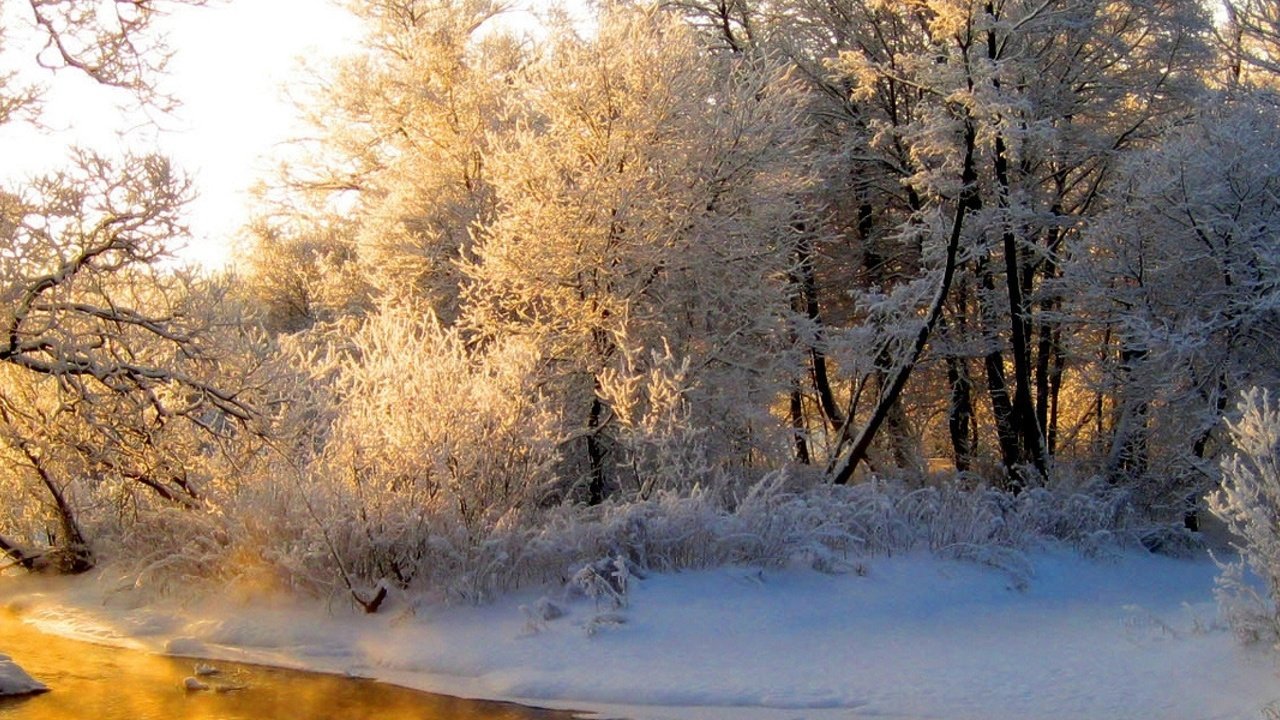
[0,0,1278,647]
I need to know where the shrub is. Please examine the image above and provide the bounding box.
[1208,388,1280,645]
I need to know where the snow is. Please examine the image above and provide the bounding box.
[1,549,1278,719]
[182,676,209,692]
[0,653,46,697]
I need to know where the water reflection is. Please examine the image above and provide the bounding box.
[0,611,573,720]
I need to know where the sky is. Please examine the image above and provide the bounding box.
[0,0,363,269]
[156,0,362,268]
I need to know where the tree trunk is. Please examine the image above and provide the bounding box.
[1184,372,1231,531]
[18,444,93,573]
[976,255,1026,490]
[1092,325,1113,458]
[1191,374,1230,460]
[884,392,917,471]
[1046,329,1066,455]
[986,8,1047,482]
[993,148,1047,479]
[795,222,845,429]
[945,346,976,473]
[830,118,978,485]
[786,245,814,466]
[1106,344,1149,484]
[942,282,977,473]
[586,395,608,505]
[984,346,1026,489]
[1035,191,1067,453]
[789,387,811,464]
[863,206,918,469]
[1034,255,1059,441]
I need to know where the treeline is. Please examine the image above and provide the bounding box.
[0,0,1277,601]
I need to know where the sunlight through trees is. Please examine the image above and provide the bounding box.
[1,1,1278,648]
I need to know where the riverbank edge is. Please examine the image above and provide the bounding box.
[1,549,1277,720]
[0,571,697,720]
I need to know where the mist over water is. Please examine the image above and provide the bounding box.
[0,611,568,720]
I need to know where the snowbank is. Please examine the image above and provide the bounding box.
[0,654,47,697]
[0,550,1277,719]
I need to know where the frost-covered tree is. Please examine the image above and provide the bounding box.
[1221,0,1280,85]
[0,153,268,573]
[1209,388,1280,644]
[299,302,559,594]
[816,0,1210,487]
[463,8,811,501]
[280,0,523,322]
[0,0,266,573]
[1071,96,1280,513]
[239,214,371,334]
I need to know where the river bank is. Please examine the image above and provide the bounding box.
[2,548,1277,720]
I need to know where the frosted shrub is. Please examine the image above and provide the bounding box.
[494,473,1148,591]
[570,557,631,609]
[1209,388,1280,645]
[193,459,1167,607]
[314,305,561,591]
[597,346,711,497]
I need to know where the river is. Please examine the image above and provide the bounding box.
[0,610,577,720]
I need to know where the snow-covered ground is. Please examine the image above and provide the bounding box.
[0,549,1277,719]
[0,653,47,697]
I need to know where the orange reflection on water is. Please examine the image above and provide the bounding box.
[0,610,573,720]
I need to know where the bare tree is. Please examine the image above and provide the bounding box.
[0,152,262,571]
[0,0,264,573]
[15,0,207,110]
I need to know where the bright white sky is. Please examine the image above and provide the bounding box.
[0,0,364,269]
[157,0,362,268]
[1,1,571,270]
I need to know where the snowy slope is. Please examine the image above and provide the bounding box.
[0,549,1276,719]
[0,653,47,697]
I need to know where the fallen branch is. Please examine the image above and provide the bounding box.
[0,534,37,572]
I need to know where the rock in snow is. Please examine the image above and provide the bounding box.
[0,654,47,697]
